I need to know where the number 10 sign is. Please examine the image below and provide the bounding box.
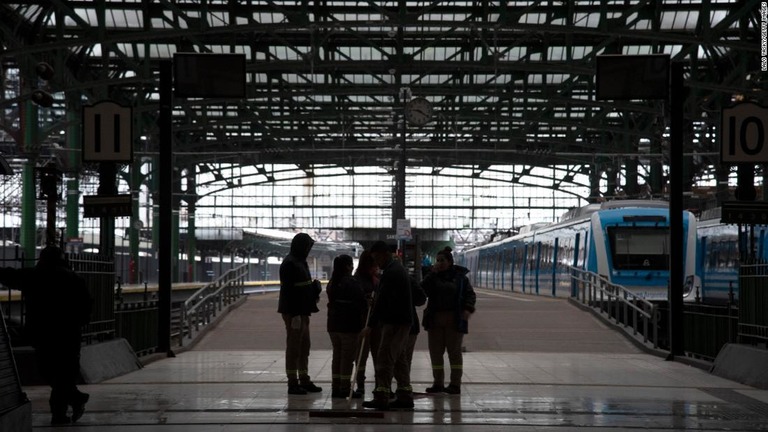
[721,102,768,163]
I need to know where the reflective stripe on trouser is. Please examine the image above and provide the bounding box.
[427,310,465,386]
[373,323,411,392]
[282,314,311,382]
[330,331,359,391]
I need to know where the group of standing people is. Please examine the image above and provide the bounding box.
[278,233,476,411]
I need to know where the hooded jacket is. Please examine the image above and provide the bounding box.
[421,265,476,334]
[277,233,321,316]
[367,257,412,327]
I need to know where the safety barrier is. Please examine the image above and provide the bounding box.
[569,266,661,349]
[1,255,261,358]
[177,264,249,347]
[0,253,116,345]
[0,307,26,420]
[69,253,116,343]
[115,301,159,357]
[682,302,738,360]
[738,262,768,344]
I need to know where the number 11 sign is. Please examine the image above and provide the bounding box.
[82,100,133,163]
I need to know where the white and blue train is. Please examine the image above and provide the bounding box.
[696,208,768,303]
[458,200,699,301]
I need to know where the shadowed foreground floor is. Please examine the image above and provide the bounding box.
[23,289,768,431]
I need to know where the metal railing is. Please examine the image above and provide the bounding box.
[0,307,26,417]
[115,300,159,357]
[682,302,738,360]
[738,261,768,344]
[70,253,116,343]
[569,266,661,349]
[177,263,249,347]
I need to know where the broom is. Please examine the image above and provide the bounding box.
[347,297,374,405]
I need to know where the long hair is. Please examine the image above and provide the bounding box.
[329,254,354,288]
[354,250,376,278]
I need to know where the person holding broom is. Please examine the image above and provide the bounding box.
[351,250,379,398]
[362,241,414,410]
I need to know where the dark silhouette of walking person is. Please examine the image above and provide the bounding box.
[0,245,92,425]
[277,232,323,395]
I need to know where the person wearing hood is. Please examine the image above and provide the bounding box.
[0,245,92,425]
[421,246,476,395]
[278,233,323,395]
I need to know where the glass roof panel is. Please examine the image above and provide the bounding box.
[623,45,655,55]
[0,0,759,233]
[572,13,601,28]
[520,12,547,25]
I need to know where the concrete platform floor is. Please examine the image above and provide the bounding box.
[23,289,768,431]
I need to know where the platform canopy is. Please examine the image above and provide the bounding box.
[0,1,763,238]
[0,2,760,178]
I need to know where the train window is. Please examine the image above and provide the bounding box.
[607,227,669,270]
[578,231,588,268]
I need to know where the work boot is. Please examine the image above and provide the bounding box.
[331,379,347,399]
[48,398,71,425]
[287,379,307,395]
[338,385,352,399]
[425,384,445,393]
[388,389,414,410]
[351,385,364,399]
[288,384,307,395]
[300,376,323,393]
[50,400,70,425]
[71,392,90,422]
[444,384,461,394]
[362,389,390,410]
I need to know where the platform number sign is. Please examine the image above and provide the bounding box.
[721,102,768,163]
[82,101,133,162]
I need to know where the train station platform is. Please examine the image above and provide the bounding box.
[22,289,768,431]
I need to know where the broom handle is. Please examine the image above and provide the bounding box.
[348,334,366,401]
[349,292,375,403]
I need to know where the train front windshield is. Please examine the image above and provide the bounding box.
[607,227,669,270]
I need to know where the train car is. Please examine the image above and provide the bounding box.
[458,200,698,301]
[696,208,768,303]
